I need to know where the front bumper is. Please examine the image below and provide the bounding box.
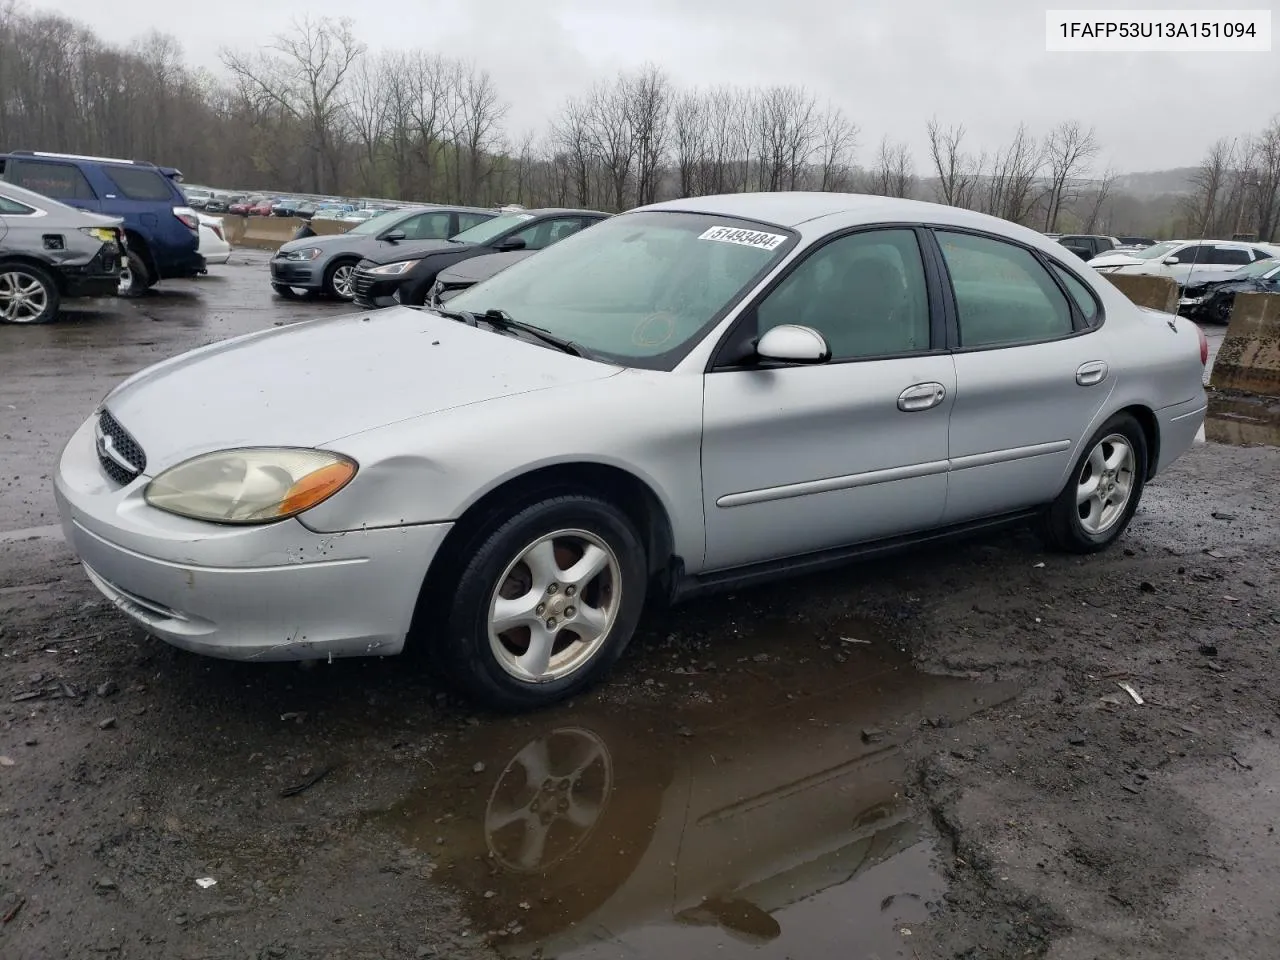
[54,413,451,662]
[269,257,323,289]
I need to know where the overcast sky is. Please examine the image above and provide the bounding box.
[30,0,1280,173]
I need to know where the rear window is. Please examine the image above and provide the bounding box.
[104,166,175,201]
[0,195,36,215]
[6,160,97,201]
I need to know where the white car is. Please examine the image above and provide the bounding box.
[1089,239,1275,286]
[197,213,231,266]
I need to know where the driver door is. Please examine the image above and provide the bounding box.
[701,227,956,571]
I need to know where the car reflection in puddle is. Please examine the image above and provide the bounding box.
[1205,394,1280,447]
[373,620,1018,958]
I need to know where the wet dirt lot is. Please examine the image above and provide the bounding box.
[1,252,1279,960]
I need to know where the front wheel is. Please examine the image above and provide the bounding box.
[438,496,648,712]
[1041,413,1148,554]
[323,260,357,301]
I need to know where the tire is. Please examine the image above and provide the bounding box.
[323,259,358,301]
[1213,297,1233,325]
[117,250,151,298]
[0,262,60,324]
[436,495,648,712]
[1041,412,1148,554]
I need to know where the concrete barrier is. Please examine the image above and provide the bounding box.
[219,215,248,246]
[310,218,354,237]
[238,216,307,251]
[1105,274,1179,314]
[1209,292,1280,397]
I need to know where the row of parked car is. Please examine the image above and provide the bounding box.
[1046,231,1280,324]
[183,186,391,225]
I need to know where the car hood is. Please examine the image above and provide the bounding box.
[1088,252,1145,267]
[362,239,474,266]
[276,233,385,256]
[1207,280,1265,296]
[101,307,620,472]
[438,250,535,284]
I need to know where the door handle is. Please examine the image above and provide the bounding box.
[1075,361,1109,386]
[897,382,947,412]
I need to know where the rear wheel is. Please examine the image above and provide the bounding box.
[118,250,151,298]
[435,496,648,711]
[1041,413,1147,553]
[0,263,60,324]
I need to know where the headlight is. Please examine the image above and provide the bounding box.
[81,227,118,246]
[144,448,357,524]
[367,259,420,276]
[282,247,323,262]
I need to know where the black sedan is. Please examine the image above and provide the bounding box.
[1179,257,1280,324]
[351,208,609,309]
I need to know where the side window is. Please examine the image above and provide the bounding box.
[1170,244,1202,263]
[937,231,1074,348]
[755,228,932,360]
[7,160,96,201]
[1050,264,1101,327]
[456,212,493,232]
[508,217,582,251]
[398,212,453,240]
[1216,248,1252,266]
[103,167,174,201]
[0,195,36,215]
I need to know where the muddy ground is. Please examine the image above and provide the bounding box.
[1,252,1277,960]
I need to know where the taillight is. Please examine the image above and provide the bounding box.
[173,206,199,231]
[1196,324,1208,366]
[212,225,224,241]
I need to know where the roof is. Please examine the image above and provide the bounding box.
[635,192,1059,246]
[515,208,610,218]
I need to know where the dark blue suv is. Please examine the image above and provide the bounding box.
[0,151,204,296]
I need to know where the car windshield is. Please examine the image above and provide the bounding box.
[347,209,413,236]
[1235,257,1280,278]
[450,213,535,244]
[1132,241,1182,260]
[444,210,797,370]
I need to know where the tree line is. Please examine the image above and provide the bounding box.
[1,5,1276,240]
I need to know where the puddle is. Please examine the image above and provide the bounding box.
[1205,395,1280,447]
[372,618,1017,958]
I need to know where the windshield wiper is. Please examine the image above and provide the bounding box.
[402,303,479,326]
[478,309,588,358]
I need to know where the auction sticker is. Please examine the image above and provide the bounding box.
[698,225,788,250]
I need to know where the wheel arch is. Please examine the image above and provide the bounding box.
[412,462,677,640]
[122,228,158,278]
[1114,403,1160,480]
[0,254,60,289]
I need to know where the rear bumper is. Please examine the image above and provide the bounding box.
[156,251,206,280]
[1153,395,1208,478]
[58,245,122,299]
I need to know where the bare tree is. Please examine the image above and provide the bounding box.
[927,118,982,208]
[1042,120,1098,232]
[1181,138,1235,237]
[981,124,1043,224]
[1081,169,1119,232]
[345,52,390,195]
[625,65,672,206]
[671,89,707,197]
[1253,116,1280,241]
[222,16,365,193]
[815,105,858,191]
[550,96,594,206]
[867,136,915,198]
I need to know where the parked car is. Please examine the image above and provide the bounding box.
[1116,235,1156,248]
[53,193,1209,711]
[0,150,203,297]
[204,194,246,214]
[352,208,610,308]
[312,204,356,220]
[0,179,124,324]
[229,195,265,216]
[1056,234,1121,260]
[1089,239,1275,286]
[428,250,535,305]
[269,204,497,301]
[272,198,302,217]
[1179,256,1280,323]
[196,213,231,267]
[246,197,275,217]
[183,187,213,210]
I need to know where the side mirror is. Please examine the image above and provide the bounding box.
[755,324,831,364]
[382,229,406,243]
[1163,256,1181,264]
[495,236,527,252]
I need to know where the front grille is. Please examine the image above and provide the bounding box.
[96,409,146,486]
[351,269,378,302]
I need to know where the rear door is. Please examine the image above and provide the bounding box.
[935,229,1111,523]
[97,165,178,234]
[3,159,100,212]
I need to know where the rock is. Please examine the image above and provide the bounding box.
[472,762,485,774]
[96,680,118,698]
[483,890,496,899]
[1068,732,1087,746]
[0,756,14,767]
[1211,511,1236,520]
[98,717,117,730]
[752,653,769,663]
[677,726,694,738]
[23,738,36,746]
[861,727,886,744]
[95,878,117,890]
[1139,581,1156,593]
[1198,643,1218,657]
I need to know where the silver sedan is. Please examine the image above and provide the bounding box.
[54,193,1209,711]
